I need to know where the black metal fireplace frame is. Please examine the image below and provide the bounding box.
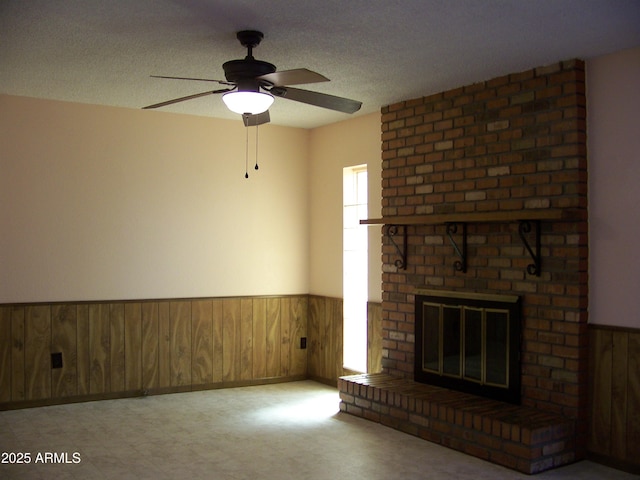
[414,290,522,405]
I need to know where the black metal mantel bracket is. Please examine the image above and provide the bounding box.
[446,222,467,273]
[367,210,568,276]
[385,225,407,270]
[518,220,541,277]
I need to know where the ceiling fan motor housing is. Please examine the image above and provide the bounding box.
[222,58,276,91]
[223,30,276,92]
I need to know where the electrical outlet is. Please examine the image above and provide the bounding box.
[300,337,307,349]
[51,352,63,369]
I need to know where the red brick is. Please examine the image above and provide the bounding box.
[379,63,587,465]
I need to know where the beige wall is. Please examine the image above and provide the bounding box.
[587,46,640,328]
[0,95,310,303]
[308,112,382,301]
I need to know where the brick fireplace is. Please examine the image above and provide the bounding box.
[339,59,588,474]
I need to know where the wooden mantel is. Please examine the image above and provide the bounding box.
[361,209,580,274]
[359,208,577,226]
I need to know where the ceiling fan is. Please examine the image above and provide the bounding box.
[143,30,362,126]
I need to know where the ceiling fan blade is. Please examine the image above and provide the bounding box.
[258,68,329,86]
[151,75,233,86]
[242,111,270,127]
[270,87,362,114]
[142,88,233,109]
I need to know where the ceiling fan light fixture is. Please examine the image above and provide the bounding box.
[222,91,274,115]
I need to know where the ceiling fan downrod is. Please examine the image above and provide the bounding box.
[236,30,264,59]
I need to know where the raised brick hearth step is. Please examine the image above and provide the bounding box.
[338,373,576,474]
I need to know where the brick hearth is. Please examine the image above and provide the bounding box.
[339,373,575,474]
[339,59,588,474]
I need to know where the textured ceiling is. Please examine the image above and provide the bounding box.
[1,0,640,128]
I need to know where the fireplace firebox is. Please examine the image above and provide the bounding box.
[415,290,521,404]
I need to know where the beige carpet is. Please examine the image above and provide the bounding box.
[0,381,634,479]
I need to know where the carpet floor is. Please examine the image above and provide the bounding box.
[0,380,634,479]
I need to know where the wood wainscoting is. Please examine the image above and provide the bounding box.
[307,296,344,384]
[0,296,308,410]
[1,295,384,410]
[306,297,383,386]
[588,324,640,474]
[367,302,383,374]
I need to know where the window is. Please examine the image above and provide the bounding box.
[343,165,368,372]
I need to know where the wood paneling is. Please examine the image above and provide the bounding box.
[192,300,213,386]
[307,296,323,379]
[307,298,383,385]
[289,296,307,376]
[240,298,253,381]
[124,303,142,391]
[589,325,640,471]
[280,298,292,376]
[51,304,77,398]
[628,332,640,463]
[88,304,110,394]
[252,298,266,379]
[76,305,90,395]
[367,302,383,374]
[0,308,11,402]
[266,298,281,378]
[222,298,241,382]
[307,296,345,385]
[328,298,343,381]
[0,295,309,410]
[141,302,159,390]
[611,331,628,456]
[24,306,50,400]
[212,299,223,383]
[11,307,25,401]
[158,302,171,388]
[170,301,191,387]
[109,303,125,392]
[589,327,613,455]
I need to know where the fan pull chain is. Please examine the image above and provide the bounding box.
[254,124,259,171]
[244,123,249,178]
